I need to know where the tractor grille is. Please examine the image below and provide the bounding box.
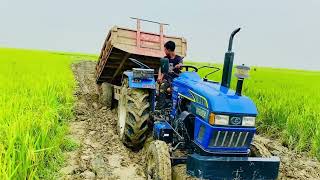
[209,131,251,148]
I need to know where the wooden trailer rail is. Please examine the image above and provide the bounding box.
[96,18,187,85]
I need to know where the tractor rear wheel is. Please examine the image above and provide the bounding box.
[117,78,150,149]
[146,140,172,180]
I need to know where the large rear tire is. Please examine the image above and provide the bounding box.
[146,140,172,180]
[117,78,150,149]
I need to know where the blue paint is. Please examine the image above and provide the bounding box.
[153,121,173,143]
[124,71,156,89]
[172,72,258,115]
[193,116,255,154]
[154,121,171,136]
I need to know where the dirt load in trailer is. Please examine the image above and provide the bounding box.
[96,18,187,85]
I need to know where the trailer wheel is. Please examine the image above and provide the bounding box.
[100,82,113,108]
[117,78,150,149]
[146,140,171,180]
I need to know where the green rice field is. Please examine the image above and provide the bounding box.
[0,48,96,179]
[0,47,319,179]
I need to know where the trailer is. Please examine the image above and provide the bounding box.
[96,18,187,110]
[96,18,187,85]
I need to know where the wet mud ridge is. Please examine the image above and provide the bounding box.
[255,135,320,179]
[60,61,320,180]
[60,61,145,179]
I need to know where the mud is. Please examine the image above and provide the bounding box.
[255,135,320,179]
[60,61,145,180]
[60,61,320,180]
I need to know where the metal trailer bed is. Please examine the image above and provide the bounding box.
[96,18,187,85]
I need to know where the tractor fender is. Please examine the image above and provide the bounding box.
[176,111,195,140]
[177,111,194,122]
[123,71,156,89]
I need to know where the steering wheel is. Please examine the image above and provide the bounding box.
[180,65,198,72]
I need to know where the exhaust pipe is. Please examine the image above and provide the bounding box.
[221,28,241,88]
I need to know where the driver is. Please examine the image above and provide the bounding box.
[156,41,183,109]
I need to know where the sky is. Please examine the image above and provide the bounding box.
[1,0,320,70]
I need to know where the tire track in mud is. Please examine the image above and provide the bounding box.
[60,61,145,179]
[60,61,320,180]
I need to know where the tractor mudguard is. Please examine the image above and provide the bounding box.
[123,71,156,89]
[176,111,195,140]
[187,153,280,180]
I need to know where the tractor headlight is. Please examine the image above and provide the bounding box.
[214,115,229,125]
[242,116,256,126]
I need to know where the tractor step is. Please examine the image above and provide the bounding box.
[187,153,280,180]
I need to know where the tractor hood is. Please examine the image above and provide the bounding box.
[172,72,258,115]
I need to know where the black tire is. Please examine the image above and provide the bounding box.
[100,82,113,108]
[146,140,171,180]
[117,78,150,149]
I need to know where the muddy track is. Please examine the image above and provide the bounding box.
[60,61,145,179]
[60,61,320,180]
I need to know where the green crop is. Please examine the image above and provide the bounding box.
[245,67,320,157]
[0,48,96,179]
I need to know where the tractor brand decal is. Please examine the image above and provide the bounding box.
[142,84,155,89]
[178,90,208,108]
[190,91,208,108]
[230,116,242,125]
[132,79,141,83]
[195,106,208,119]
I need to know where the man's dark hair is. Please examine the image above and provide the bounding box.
[164,41,175,52]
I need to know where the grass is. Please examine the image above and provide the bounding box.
[0,48,96,179]
[188,62,320,158]
[245,67,320,157]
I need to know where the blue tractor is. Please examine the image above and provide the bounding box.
[146,28,280,180]
[96,19,280,180]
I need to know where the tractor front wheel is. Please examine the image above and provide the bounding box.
[146,140,172,180]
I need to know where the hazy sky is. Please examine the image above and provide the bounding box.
[1,0,320,70]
